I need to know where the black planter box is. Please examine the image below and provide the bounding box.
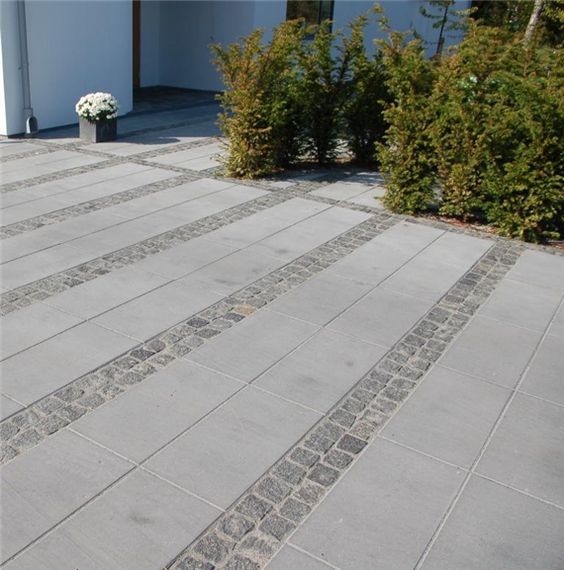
[79,117,117,143]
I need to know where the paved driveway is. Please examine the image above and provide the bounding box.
[1,109,563,570]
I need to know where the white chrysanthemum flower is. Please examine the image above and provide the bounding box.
[75,92,119,121]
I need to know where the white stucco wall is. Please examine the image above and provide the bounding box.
[0,0,25,136]
[0,0,133,135]
[158,0,257,91]
[141,0,469,92]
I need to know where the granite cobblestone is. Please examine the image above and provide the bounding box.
[166,239,522,570]
[0,214,395,463]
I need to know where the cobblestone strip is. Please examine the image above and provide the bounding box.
[0,190,290,316]
[0,173,199,239]
[299,191,564,258]
[0,145,57,163]
[0,157,122,194]
[0,213,396,464]
[166,240,523,570]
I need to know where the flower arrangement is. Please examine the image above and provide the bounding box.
[75,92,119,122]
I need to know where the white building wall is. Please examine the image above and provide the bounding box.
[142,0,469,92]
[158,0,257,92]
[0,0,133,135]
[0,0,25,136]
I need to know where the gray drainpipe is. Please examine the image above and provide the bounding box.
[17,0,38,136]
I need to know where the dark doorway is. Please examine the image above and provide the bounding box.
[132,0,140,88]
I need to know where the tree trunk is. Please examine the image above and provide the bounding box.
[524,0,544,44]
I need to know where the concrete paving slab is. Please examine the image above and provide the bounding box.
[44,264,168,319]
[177,155,221,171]
[506,249,564,294]
[81,122,219,156]
[0,167,175,226]
[187,310,319,383]
[0,163,152,208]
[268,546,332,569]
[255,328,386,412]
[268,272,373,326]
[479,278,562,332]
[145,387,320,508]
[150,142,222,166]
[0,429,132,563]
[252,207,371,262]
[101,177,232,218]
[476,393,564,506]
[381,256,470,303]
[290,438,464,570]
[415,231,491,270]
[520,334,564,405]
[0,302,83,360]
[131,235,237,280]
[0,141,41,158]
[310,180,374,201]
[325,221,442,286]
[1,322,137,405]
[73,360,241,462]
[422,476,564,570]
[62,184,265,257]
[1,209,130,263]
[0,395,23,421]
[0,196,72,227]
[1,151,104,185]
[189,245,286,295]
[4,469,220,570]
[204,198,330,249]
[329,288,432,347]
[383,365,510,468]
[1,243,94,290]
[441,316,541,388]
[551,304,564,338]
[346,187,385,208]
[92,278,224,342]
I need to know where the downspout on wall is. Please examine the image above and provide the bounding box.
[17,0,38,135]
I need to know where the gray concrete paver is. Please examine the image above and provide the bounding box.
[2,123,563,570]
[72,359,242,462]
[383,365,510,468]
[255,328,387,413]
[0,429,132,564]
[187,310,319,382]
[1,322,137,404]
[520,334,564,405]
[3,469,220,570]
[290,438,465,570]
[145,387,321,508]
[476,392,564,507]
[440,315,542,388]
[421,476,564,570]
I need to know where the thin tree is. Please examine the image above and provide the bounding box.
[524,0,545,43]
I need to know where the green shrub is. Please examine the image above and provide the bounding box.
[480,46,564,241]
[377,32,437,214]
[212,21,305,178]
[429,25,515,220]
[343,16,390,164]
[297,21,353,164]
[429,23,564,240]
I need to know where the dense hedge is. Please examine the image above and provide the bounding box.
[379,23,563,242]
[212,14,389,176]
[212,14,563,242]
